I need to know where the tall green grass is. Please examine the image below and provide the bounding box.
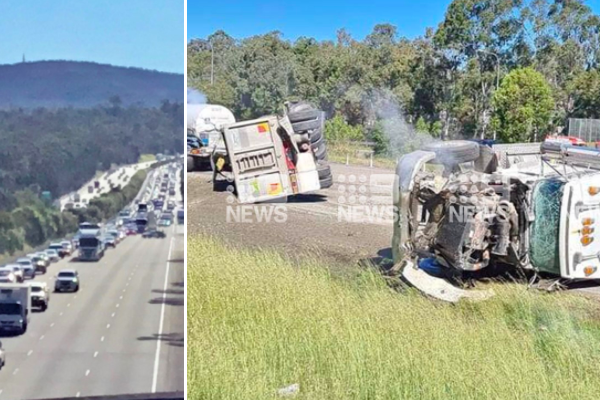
[188,236,600,399]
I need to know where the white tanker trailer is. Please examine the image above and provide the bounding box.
[187,104,236,171]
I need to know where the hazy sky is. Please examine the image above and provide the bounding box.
[1,1,184,73]
[187,0,600,42]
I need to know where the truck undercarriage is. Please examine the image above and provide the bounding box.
[392,139,600,302]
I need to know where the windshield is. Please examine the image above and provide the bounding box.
[0,270,10,276]
[17,260,30,265]
[31,286,42,293]
[0,303,22,315]
[58,272,75,278]
[136,219,148,226]
[529,179,565,275]
[79,222,100,230]
[79,237,99,247]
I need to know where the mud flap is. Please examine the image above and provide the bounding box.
[401,260,494,303]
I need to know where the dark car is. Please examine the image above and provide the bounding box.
[142,229,166,239]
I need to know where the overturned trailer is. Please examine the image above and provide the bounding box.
[211,102,333,203]
[392,138,600,302]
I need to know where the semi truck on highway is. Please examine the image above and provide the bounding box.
[77,222,105,261]
[187,104,236,171]
[392,137,600,302]
[0,284,31,334]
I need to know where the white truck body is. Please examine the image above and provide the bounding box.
[0,284,31,334]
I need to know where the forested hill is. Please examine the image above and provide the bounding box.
[0,61,183,108]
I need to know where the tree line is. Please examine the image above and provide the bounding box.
[188,0,600,150]
[0,98,183,256]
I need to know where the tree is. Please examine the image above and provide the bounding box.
[492,67,554,143]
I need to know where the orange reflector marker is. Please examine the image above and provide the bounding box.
[589,187,600,196]
[582,226,595,236]
[584,266,597,276]
[582,218,595,226]
[582,236,595,246]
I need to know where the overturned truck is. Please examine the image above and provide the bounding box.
[211,102,333,203]
[392,138,600,302]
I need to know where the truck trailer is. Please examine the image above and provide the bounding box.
[0,284,31,334]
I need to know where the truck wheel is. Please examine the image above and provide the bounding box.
[187,156,195,172]
[319,174,333,189]
[292,119,321,132]
[41,303,47,312]
[422,140,480,165]
[287,108,320,123]
[313,140,328,161]
[22,322,27,334]
[310,128,323,143]
[75,285,79,292]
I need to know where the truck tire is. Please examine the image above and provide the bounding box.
[292,119,321,132]
[313,138,328,161]
[423,140,480,165]
[310,127,323,143]
[318,163,332,180]
[187,156,195,172]
[320,174,333,189]
[41,303,47,312]
[287,108,320,122]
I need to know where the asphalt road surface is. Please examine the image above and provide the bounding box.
[0,212,184,399]
[188,163,395,269]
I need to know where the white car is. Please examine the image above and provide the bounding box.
[16,258,35,279]
[0,267,16,283]
[5,264,23,283]
[30,282,49,311]
[45,249,60,262]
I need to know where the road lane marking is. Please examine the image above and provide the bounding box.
[106,324,110,329]
[67,303,71,307]
[50,323,54,327]
[27,350,32,356]
[119,296,123,300]
[76,392,80,397]
[152,236,174,393]
[60,312,63,316]
[101,336,105,342]
[12,368,18,375]
[94,351,98,358]
[39,335,44,341]
[111,312,115,318]
[85,369,90,377]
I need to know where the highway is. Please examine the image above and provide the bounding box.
[0,167,184,400]
[58,160,156,211]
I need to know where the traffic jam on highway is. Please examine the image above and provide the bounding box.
[0,161,182,371]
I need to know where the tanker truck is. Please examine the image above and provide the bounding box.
[187,104,236,171]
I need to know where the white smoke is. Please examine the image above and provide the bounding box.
[187,88,206,104]
[362,88,436,157]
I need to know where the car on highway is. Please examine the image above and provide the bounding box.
[0,268,17,283]
[142,229,167,239]
[27,254,48,274]
[16,258,35,280]
[103,236,117,248]
[107,229,121,244]
[54,270,80,292]
[6,264,24,283]
[45,249,60,262]
[158,218,172,227]
[177,209,184,224]
[30,281,49,311]
[48,242,67,258]
[61,240,74,255]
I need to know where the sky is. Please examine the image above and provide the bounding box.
[0,1,184,73]
[187,0,600,42]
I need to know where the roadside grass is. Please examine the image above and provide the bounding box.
[188,236,600,400]
[328,142,396,169]
[138,153,157,163]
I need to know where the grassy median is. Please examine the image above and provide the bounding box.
[188,236,600,400]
